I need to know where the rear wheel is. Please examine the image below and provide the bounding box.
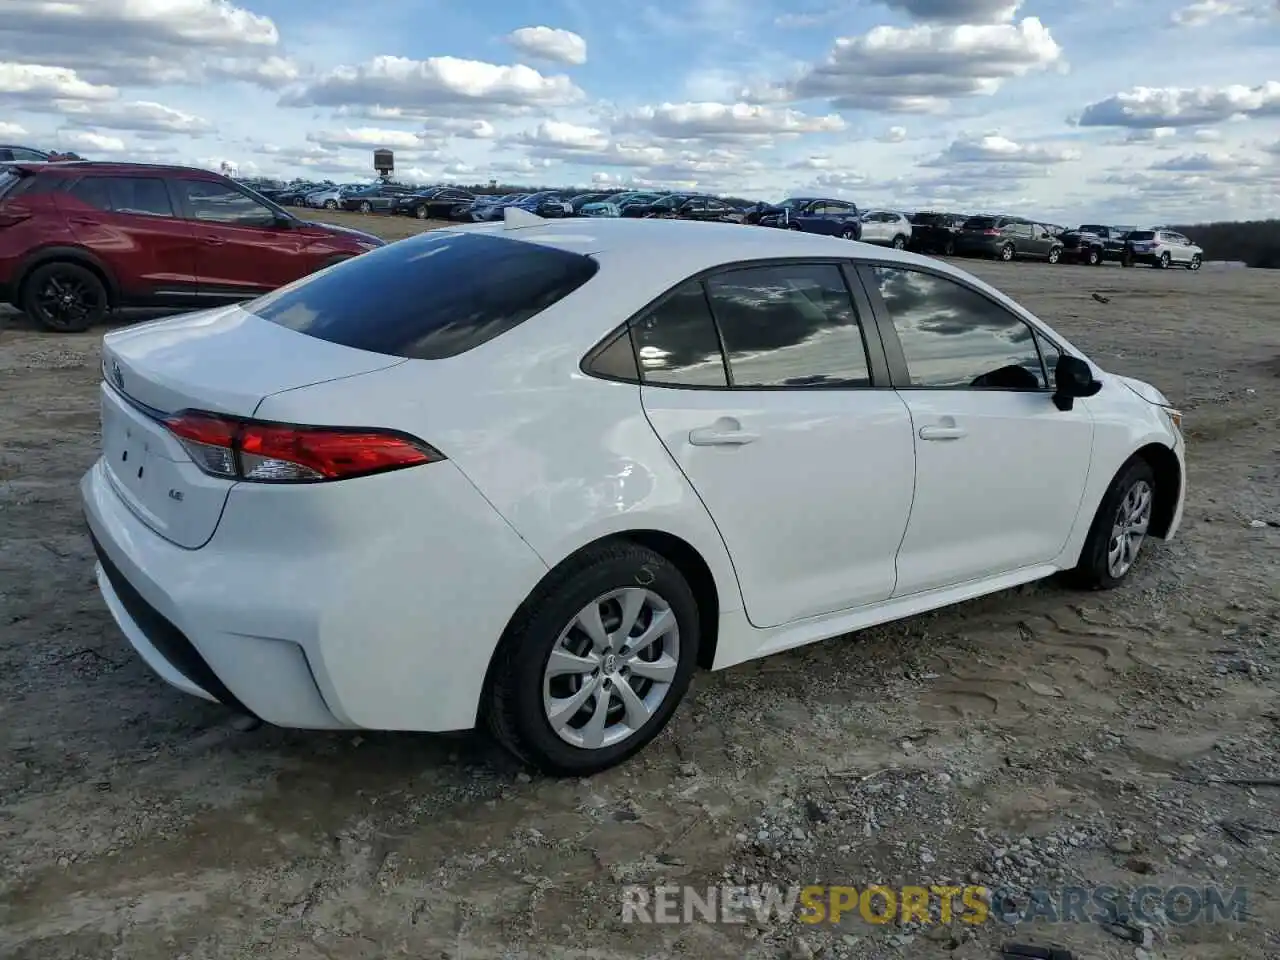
[1086,248,1101,266]
[324,199,338,210]
[788,222,802,231]
[1188,254,1202,271]
[1157,252,1171,269]
[415,205,429,220]
[484,542,700,776]
[358,200,372,214]
[1069,458,1156,590]
[1000,243,1015,262]
[891,234,907,250]
[840,225,856,240]
[942,238,956,256]
[22,261,108,333]
[1047,246,1062,264]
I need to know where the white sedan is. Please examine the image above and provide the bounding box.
[82,210,1185,775]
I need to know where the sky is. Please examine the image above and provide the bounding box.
[1,0,1279,223]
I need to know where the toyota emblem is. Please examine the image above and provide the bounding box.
[110,359,124,391]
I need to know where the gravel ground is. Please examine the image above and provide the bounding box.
[1,214,1278,960]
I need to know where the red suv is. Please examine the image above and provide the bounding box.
[0,161,385,332]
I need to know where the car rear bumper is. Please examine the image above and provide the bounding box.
[81,455,549,732]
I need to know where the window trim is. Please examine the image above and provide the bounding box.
[64,173,179,220]
[852,260,1061,394]
[580,256,892,391]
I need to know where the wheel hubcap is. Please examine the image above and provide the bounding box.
[1107,479,1153,578]
[542,587,680,750]
[37,276,96,327]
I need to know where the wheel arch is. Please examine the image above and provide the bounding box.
[481,529,724,705]
[1133,442,1181,539]
[14,246,119,308]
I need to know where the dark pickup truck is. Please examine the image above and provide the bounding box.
[1060,224,1134,265]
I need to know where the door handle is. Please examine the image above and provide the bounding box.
[689,425,759,446]
[203,236,226,245]
[67,217,101,226]
[918,425,966,441]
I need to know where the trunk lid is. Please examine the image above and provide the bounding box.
[99,303,406,548]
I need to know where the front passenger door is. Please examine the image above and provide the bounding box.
[638,261,915,629]
[176,179,306,296]
[860,264,1095,595]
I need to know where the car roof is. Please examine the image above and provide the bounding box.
[440,215,927,274]
[15,160,228,177]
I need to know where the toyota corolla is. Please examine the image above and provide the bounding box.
[82,211,1185,776]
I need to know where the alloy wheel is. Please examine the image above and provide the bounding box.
[1001,245,1014,261]
[1107,479,1152,578]
[541,587,680,750]
[35,273,101,331]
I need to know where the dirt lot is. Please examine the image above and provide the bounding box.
[1,213,1278,960]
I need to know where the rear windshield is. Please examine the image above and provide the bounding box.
[963,216,998,229]
[1078,224,1107,233]
[248,231,599,360]
[910,212,951,225]
[1128,231,1155,241]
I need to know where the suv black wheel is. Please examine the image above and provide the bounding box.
[22,261,108,333]
[942,239,956,256]
[840,225,856,240]
[414,205,429,220]
[484,541,700,776]
[999,244,1015,262]
[892,235,907,250]
[1086,248,1100,266]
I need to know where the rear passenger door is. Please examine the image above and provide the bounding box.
[637,260,916,629]
[57,174,199,301]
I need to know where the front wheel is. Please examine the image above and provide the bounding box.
[892,235,907,250]
[22,261,108,333]
[840,225,856,240]
[1087,248,1100,266]
[942,238,956,256]
[1047,247,1061,264]
[324,199,337,210]
[1188,255,1202,271]
[415,205,429,220]
[1000,244,1015,262]
[358,201,372,214]
[484,542,700,776]
[1069,458,1156,590]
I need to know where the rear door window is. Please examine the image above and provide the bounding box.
[248,231,600,360]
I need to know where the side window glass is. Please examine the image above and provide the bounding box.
[1035,331,1062,385]
[181,180,275,226]
[706,263,872,388]
[870,266,1046,390]
[68,175,112,211]
[108,177,174,217]
[631,281,728,387]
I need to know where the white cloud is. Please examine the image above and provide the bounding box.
[1171,0,1277,25]
[1078,82,1280,128]
[280,55,584,115]
[55,129,127,153]
[614,102,846,141]
[763,17,1063,112]
[930,134,1080,164]
[56,99,214,134]
[0,62,116,104]
[879,126,908,142]
[307,127,426,150]
[505,26,587,66]
[0,120,28,139]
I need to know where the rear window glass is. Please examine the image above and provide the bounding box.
[910,213,947,225]
[1079,225,1107,233]
[1128,231,1155,241]
[963,217,998,229]
[247,231,600,360]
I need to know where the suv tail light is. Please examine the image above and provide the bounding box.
[983,229,1001,235]
[163,411,444,483]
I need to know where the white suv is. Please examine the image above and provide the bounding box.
[1125,229,1202,270]
[858,210,913,249]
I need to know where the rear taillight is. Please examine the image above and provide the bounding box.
[983,229,1000,235]
[163,411,443,483]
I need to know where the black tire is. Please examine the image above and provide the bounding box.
[1086,248,1100,266]
[1000,244,1015,262]
[1157,252,1170,269]
[324,199,337,210]
[788,222,802,231]
[1047,246,1062,264]
[415,205,429,220]
[840,225,856,240]
[892,235,907,250]
[1068,457,1156,590]
[943,239,956,256]
[22,261,108,333]
[1188,255,1201,271]
[484,541,700,776]
[358,200,372,214]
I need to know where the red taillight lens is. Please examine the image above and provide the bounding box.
[163,411,443,483]
[983,229,1000,235]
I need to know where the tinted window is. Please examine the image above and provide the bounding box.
[706,263,871,388]
[871,266,1045,390]
[963,217,998,229]
[631,281,728,387]
[0,169,20,197]
[181,180,274,225]
[91,177,174,217]
[1128,231,1155,241]
[250,231,599,361]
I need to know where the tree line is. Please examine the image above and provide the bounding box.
[1167,219,1280,269]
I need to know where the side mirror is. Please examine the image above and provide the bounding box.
[273,215,296,229]
[1052,354,1101,411]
